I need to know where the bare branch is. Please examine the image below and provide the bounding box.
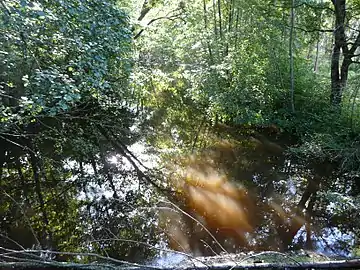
[89,235,210,268]
[271,2,334,13]
[349,31,360,55]
[292,25,334,33]
[2,192,41,247]
[158,201,228,254]
[134,12,185,40]
[0,247,160,269]
[0,234,25,250]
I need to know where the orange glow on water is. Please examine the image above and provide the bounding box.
[162,139,308,254]
[184,168,253,234]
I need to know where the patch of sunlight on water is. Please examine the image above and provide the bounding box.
[151,253,187,267]
[75,141,158,202]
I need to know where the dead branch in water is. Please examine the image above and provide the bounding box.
[1,246,360,269]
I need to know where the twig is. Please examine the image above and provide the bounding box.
[0,248,44,262]
[0,254,117,269]
[89,236,210,268]
[199,240,220,256]
[158,201,228,254]
[105,202,209,268]
[2,192,41,247]
[0,247,159,269]
[236,251,302,266]
[0,234,25,250]
[134,13,185,40]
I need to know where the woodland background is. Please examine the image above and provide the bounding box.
[1,0,360,266]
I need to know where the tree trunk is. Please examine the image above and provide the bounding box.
[330,0,356,108]
[313,35,320,73]
[305,194,316,250]
[313,10,322,73]
[234,8,240,50]
[217,0,223,39]
[28,149,53,249]
[212,0,218,37]
[330,40,344,107]
[276,177,319,250]
[203,0,214,64]
[289,0,295,113]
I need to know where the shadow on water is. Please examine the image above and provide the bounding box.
[160,124,360,259]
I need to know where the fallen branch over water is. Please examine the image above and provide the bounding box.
[179,258,360,269]
[2,258,360,269]
[1,247,360,270]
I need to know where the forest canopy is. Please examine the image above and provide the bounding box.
[1,0,360,268]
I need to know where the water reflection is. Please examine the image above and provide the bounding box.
[161,130,360,258]
[1,127,358,264]
[294,226,355,257]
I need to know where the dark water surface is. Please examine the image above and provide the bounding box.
[159,125,359,260]
[1,125,359,267]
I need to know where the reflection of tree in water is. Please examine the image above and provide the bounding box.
[2,119,359,264]
[0,141,162,263]
[161,125,360,257]
[0,0,165,264]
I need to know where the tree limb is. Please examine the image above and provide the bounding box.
[292,25,334,33]
[134,12,185,40]
[272,2,334,13]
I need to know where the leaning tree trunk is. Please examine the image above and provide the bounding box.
[330,0,360,108]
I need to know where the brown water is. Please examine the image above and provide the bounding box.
[160,124,359,258]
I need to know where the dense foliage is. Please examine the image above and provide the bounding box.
[1,0,360,266]
[0,0,160,262]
